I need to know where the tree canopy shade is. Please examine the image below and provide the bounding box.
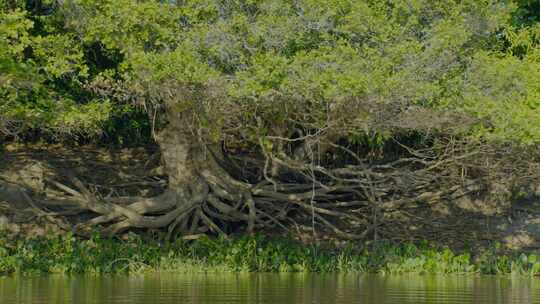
[0,0,110,137]
[2,0,540,238]
[2,0,540,143]
[67,0,540,144]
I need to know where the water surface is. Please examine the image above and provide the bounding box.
[1,273,540,304]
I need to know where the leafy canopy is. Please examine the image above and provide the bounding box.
[2,0,540,145]
[0,1,112,137]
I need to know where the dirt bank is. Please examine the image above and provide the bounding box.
[1,143,539,253]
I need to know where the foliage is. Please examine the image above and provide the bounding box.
[61,0,540,147]
[511,0,540,26]
[1,233,540,276]
[1,1,104,137]
[0,0,149,142]
[1,0,540,145]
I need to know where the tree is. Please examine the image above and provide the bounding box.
[2,0,540,238]
[0,0,114,138]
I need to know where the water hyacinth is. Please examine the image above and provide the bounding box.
[1,233,540,277]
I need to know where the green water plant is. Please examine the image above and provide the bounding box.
[0,233,539,277]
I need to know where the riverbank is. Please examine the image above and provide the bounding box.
[3,143,540,252]
[3,143,540,277]
[1,233,539,276]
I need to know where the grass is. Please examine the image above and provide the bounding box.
[1,232,539,276]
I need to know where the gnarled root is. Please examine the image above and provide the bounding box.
[23,154,372,240]
[2,137,504,242]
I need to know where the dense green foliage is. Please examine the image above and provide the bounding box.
[1,233,540,276]
[1,0,106,137]
[0,0,149,142]
[1,0,540,145]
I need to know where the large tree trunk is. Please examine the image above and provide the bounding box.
[156,114,199,191]
[78,111,367,238]
[86,111,259,237]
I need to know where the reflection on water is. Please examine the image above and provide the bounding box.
[1,273,540,304]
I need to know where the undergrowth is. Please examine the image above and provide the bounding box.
[0,233,539,276]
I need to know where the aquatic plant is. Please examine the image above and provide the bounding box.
[0,233,538,277]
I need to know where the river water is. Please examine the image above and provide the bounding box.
[1,273,540,304]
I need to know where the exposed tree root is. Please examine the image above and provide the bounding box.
[1,135,530,241]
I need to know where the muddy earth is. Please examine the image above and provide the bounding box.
[1,143,540,254]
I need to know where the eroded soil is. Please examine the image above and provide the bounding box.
[1,143,539,254]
